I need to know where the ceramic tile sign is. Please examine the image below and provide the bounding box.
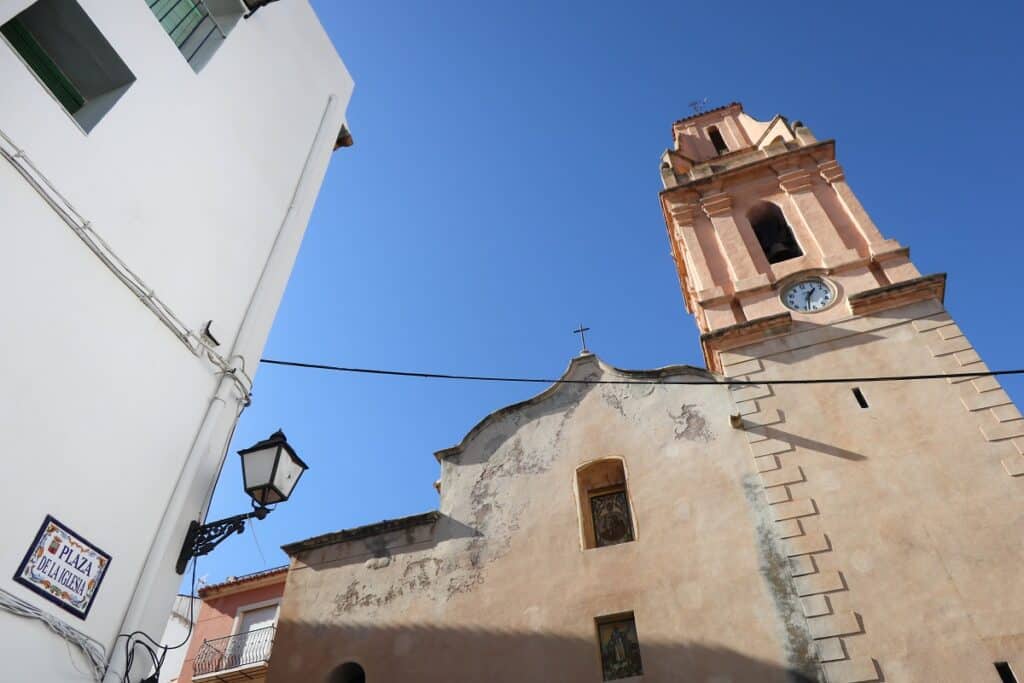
[14,515,111,620]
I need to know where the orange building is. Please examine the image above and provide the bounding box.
[175,567,287,683]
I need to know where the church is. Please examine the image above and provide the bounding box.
[265,104,1024,683]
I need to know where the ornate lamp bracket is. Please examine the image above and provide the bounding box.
[175,505,270,574]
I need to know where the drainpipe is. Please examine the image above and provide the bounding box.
[107,93,341,682]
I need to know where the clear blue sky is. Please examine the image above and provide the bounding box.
[196,0,1024,584]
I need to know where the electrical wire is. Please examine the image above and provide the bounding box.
[0,588,108,680]
[259,358,1024,386]
[118,558,199,683]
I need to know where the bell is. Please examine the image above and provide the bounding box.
[765,240,798,263]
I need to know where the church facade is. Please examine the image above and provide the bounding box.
[267,104,1024,683]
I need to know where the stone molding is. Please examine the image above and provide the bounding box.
[700,192,734,218]
[701,313,793,372]
[817,160,845,184]
[777,168,815,194]
[847,273,946,316]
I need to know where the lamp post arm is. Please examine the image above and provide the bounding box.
[175,506,270,574]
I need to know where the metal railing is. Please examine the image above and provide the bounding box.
[193,625,276,676]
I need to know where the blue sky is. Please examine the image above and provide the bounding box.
[196,0,1024,583]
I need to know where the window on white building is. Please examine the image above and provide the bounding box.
[1,0,135,132]
[146,0,245,71]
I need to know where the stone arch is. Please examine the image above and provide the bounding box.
[747,201,802,264]
[328,662,366,683]
[575,457,637,550]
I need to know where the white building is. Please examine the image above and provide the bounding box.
[0,1,353,680]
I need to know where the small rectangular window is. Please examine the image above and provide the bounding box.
[146,0,244,72]
[996,662,1018,683]
[596,613,643,681]
[1,0,135,132]
[852,387,868,409]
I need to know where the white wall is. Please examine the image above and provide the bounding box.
[0,1,352,680]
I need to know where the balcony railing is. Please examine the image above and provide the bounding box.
[193,625,276,677]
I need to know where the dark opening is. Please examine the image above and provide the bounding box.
[996,662,1018,683]
[707,126,729,155]
[852,388,868,409]
[329,662,366,683]
[1,0,135,131]
[748,202,802,264]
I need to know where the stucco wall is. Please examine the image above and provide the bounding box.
[270,355,821,682]
[0,1,352,679]
[719,297,1024,681]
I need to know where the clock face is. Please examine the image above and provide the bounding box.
[782,278,834,312]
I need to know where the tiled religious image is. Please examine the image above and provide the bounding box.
[597,614,644,680]
[590,490,634,547]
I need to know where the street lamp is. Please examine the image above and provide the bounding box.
[175,430,308,574]
[242,0,282,18]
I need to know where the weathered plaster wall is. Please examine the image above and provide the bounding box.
[271,355,821,682]
[721,297,1024,682]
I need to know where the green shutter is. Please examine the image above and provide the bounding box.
[1,17,85,114]
[149,0,205,48]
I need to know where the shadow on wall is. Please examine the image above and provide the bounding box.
[266,620,823,683]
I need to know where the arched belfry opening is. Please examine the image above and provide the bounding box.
[748,202,802,264]
[329,662,366,683]
[707,125,729,155]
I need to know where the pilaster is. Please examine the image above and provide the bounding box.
[700,192,771,293]
[817,160,904,261]
[667,200,724,301]
[776,168,861,270]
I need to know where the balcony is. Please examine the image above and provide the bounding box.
[193,625,275,681]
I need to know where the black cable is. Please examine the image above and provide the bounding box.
[118,559,198,682]
[259,358,1024,386]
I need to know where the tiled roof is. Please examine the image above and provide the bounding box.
[198,565,288,598]
[672,101,742,127]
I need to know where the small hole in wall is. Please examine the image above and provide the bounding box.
[852,387,868,409]
[995,662,1018,683]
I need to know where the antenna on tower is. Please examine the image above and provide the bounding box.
[688,97,710,114]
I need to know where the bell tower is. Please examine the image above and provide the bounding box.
[659,102,941,372]
[659,104,1024,682]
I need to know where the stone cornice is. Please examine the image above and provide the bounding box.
[700,192,734,218]
[701,312,794,372]
[776,168,815,193]
[847,273,946,316]
[281,511,441,557]
[817,159,845,184]
[659,140,836,199]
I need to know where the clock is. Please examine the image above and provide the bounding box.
[782,277,835,312]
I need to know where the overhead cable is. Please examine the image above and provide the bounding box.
[259,358,1024,386]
